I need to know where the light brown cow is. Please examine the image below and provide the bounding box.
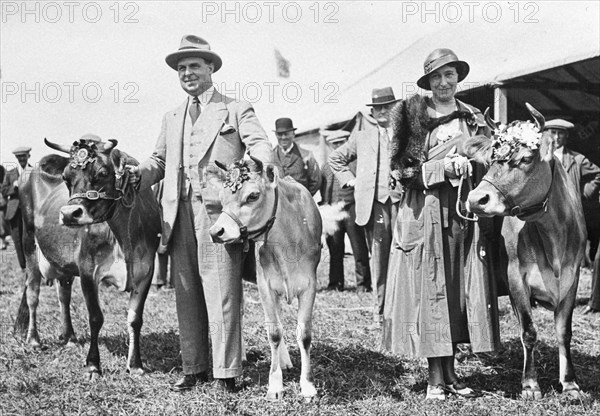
[209,156,321,400]
[466,104,586,399]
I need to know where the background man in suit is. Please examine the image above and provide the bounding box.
[320,130,371,292]
[130,35,272,392]
[272,117,321,196]
[1,146,33,270]
[328,87,403,327]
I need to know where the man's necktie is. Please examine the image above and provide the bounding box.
[189,96,201,125]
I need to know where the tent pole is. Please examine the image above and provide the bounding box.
[494,87,508,124]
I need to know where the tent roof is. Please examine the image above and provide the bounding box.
[296,3,600,134]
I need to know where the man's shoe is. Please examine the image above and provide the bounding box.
[583,305,599,315]
[170,372,208,392]
[356,284,372,293]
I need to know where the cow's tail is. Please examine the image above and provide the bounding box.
[13,286,29,336]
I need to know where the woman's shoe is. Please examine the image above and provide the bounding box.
[425,384,446,400]
[444,380,480,398]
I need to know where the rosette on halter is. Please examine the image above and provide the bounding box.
[491,121,542,162]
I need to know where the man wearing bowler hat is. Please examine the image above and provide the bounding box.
[545,119,600,313]
[129,35,272,392]
[1,146,33,270]
[328,87,403,326]
[320,130,371,292]
[272,117,321,196]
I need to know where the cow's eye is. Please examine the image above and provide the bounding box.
[520,156,534,165]
[62,174,70,186]
[246,192,260,203]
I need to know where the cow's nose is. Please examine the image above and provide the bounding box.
[466,190,490,212]
[209,225,225,241]
[60,205,83,225]
[476,193,490,206]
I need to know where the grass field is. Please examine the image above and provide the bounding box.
[1,243,599,416]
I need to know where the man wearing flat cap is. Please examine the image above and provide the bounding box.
[546,119,600,313]
[129,35,272,392]
[272,117,321,196]
[1,146,33,270]
[320,130,371,292]
[328,87,403,325]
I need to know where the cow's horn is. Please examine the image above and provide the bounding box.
[525,103,545,131]
[99,139,118,152]
[483,108,499,131]
[44,138,72,154]
[249,155,264,172]
[214,160,228,171]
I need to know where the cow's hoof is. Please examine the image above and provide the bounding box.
[87,370,101,382]
[266,390,284,401]
[562,384,581,400]
[521,387,542,400]
[128,367,146,377]
[26,337,42,349]
[301,383,318,400]
[65,340,79,349]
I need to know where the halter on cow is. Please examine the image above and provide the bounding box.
[465,103,586,399]
[209,156,321,400]
[45,138,161,377]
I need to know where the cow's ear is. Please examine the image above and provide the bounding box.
[539,131,555,162]
[265,163,279,186]
[465,135,492,166]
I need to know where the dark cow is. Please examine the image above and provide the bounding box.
[15,153,126,375]
[209,157,321,400]
[44,138,161,377]
[466,104,586,399]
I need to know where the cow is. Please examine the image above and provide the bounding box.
[209,156,321,400]
[14,152,127,378]
[43,138,161,377]
[465,103,586,399]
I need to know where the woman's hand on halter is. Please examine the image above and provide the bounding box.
[444,146,472,179]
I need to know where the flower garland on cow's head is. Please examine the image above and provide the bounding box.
[491,121,542,162]
[224,160,251,193]
[70,140,98,169]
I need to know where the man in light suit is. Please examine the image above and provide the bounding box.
[328,87,403,326]
[1,146,33,270]
[129,35,272,392]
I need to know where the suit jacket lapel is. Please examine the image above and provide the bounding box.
[562,150,576,172]
[194,91,228,162]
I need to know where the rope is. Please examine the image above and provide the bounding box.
[455,162,479,222]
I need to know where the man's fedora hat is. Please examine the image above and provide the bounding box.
[274,118,297,133]
[366,87,401,107]
[544,119,574,131]
[12,146,31,156]
[165,35,222,72]
[417,48,470,90]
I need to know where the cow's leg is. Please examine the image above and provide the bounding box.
[125,265,153,376]
[56,277,77,346]
[24,268,42,348]
[79,273,103,379]
[555,285,580,398]
[257,273,285,401]
[296,285,317,399]
[510,288,542,400]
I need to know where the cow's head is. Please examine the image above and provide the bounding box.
[209,156,279,245]
[45,138,136,225]
[466,103,555,218]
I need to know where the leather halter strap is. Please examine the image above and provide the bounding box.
[221,186,279,252]
[482,158,555,220]
[69,190,122,203]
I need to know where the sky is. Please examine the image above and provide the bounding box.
[1,1,596,165]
